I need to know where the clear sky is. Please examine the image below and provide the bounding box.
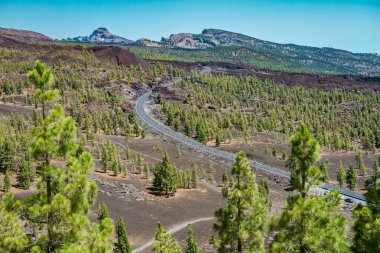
[0,0,379,53]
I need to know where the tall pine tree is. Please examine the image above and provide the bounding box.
[185,225,200,253]
[346,163,358,190]
[288,123,321,198]
[153,153,179,195]
[337,160,346,188]
[0,61,115,252]
[270,124,350,253]
[269,191,351,253]
[116,217,132,253]
[352,158,380,252]
[153,222,181,253]
[212,151,268,253]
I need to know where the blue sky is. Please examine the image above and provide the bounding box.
[0,0,379,53]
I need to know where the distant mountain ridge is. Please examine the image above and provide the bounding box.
[64,27,133,44]
[159,29,380,76]
[3,26,378,76]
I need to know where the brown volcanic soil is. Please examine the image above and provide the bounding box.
[0,27,52,43]
[89,46,149,67]
[37,45,150,67]
[153,60,380,92]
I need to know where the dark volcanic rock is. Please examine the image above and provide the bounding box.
[89,46,149,67]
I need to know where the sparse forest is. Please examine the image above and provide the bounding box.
[0,29,379,253]
[161,73,380,152]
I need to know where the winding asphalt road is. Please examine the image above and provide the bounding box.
[135,92,366,203]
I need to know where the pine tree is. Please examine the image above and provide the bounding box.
[101,144,109,172]
[346,163,357,190]
[282,150,287,160]
[177,170,183,188]
[222,169,228,185]
[153,222,182,253]
[133,123,140,137]
[80,134,87,147]
[201,165,206,180]
[156,93,162,104]
[264,144,270,156]
[0,139,15,173]
[0,199,28,252]
[153,153,179,195]
[367,159,379,188]
[144,162,150,179]
[124,122,132,138]
[0,61,114,252]
[268,124,350,252]
[186,169,191,189]
[141,129,146,139]
[98,202,110,221]
[128,112,136,124]
[185,225,200,253]
[30,106,113,251]
[28,60,60,120]
[125,144,131,160]
[319,161,329,182]
[191,167,199,188]
[215,133,221,147]
[111,160,120,176]
[337,160,346,188]
[17,159,33,189]
[182,170,188,188]
[269,191,350,253]
[138,155,144,174]
[4,170,11,192]
[212,151,268,253]
[258,177,271,210]
[288,123,321,198]
[176,146,181,158]
[116,217,132,253]
[352,157,380,253]
[196,123,207,144]
[272,147,277,157]
[356,150,366,175]
[222,169,229,197]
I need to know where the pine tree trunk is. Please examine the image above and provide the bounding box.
[47,173,53,253]
[301,167,306,198]
[42,101,45,120]
[237,176,242,253]
[45,136,53,252]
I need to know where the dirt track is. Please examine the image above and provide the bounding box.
[133,217,215,253]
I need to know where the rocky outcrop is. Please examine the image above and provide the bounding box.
[133,38,162,47]
[161,32,220,49]
[64,27,134,44]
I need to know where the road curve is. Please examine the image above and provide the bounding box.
[135,92,366,203]
[133,217,215,253]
